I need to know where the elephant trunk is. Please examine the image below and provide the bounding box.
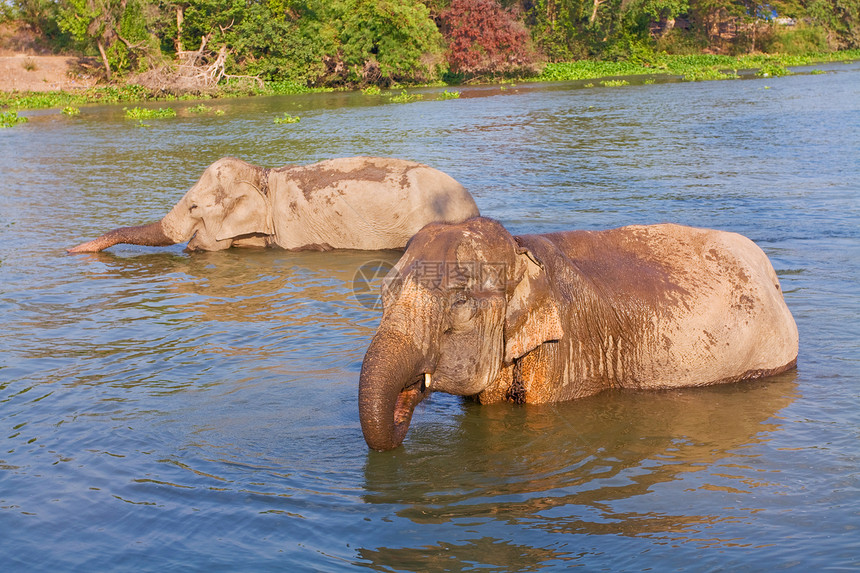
[359,329,433,451]
[67,221,177,253]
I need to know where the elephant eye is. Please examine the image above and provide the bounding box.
[450,294,476,325]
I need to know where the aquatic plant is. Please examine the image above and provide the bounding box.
[274,113,301,124]
[756,64,791,78]
[391,90,423,103]
[600,79,629,87]
[265,81,317,96]
[535,51,860,86]
[0,111,28,128]
[362,86,382,96]
[188,104,212,114]
[682,69,738,81]
[62,106,81,116]
[124,107,177,120]
[539,60,653,82]
[438,89,460,99]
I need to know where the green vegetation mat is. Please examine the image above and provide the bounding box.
[1,50,857,113]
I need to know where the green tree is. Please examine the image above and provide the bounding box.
[335,0,446,85]
[808,0,860,48]
[226,2,332,82]
[57,0,158,78]
[5,0,67,43]
[526,0,590,61]
[57,0,121,78]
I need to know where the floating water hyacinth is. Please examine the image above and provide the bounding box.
[124,107,177,120]
[274,113,301,124]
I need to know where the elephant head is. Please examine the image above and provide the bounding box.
[68,157,273,252]
[358,217,564,451]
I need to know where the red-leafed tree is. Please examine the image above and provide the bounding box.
[441,0,541,77]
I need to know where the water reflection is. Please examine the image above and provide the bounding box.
[358,538,565,571]
[360,372,797,560]
[67,247,401,325]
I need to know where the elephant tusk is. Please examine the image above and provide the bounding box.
[423,372,432,391]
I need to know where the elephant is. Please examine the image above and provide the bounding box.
[67,156,480,253]
[358,217,799,451]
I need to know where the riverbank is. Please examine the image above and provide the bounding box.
[1,49,858,113]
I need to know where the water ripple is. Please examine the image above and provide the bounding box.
[1,64,859,571]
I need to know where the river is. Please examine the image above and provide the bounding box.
[1,62,858,570]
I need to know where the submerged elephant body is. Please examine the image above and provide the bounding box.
[359,217,798,451]
[68,157,479,253]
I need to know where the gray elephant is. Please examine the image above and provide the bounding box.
[359,217,799,451]
[68,156,479,253]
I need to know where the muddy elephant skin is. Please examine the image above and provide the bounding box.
[358,217,799,451]
[68,157,480,253]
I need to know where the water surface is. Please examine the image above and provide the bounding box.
[1,63,859,570]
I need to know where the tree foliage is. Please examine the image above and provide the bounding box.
[2,0,858,87]
[441,0,539,76]
[335,0,446,85]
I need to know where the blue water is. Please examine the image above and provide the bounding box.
[1,62,858,571]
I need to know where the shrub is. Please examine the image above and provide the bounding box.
[441,0,540,77]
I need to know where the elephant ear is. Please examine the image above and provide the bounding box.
[504,239,564,363]
[215,178,274,241]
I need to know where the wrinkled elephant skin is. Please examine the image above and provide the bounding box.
[359,217,798,451]
[68,157,480,253]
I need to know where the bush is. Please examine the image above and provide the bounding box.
[441,0,540,77]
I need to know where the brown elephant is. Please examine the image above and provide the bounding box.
[68,156,479,253]
[358,217,799,451]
